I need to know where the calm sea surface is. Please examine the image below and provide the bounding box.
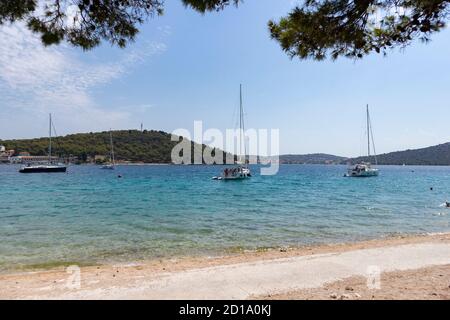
[0,164,449,272]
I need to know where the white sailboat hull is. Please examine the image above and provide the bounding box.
[346,168,379,177]
[221,172,251,180]
[100,164,115,170]
[214,85,252,181]
[345,105,380,178]
[213,166,251,180]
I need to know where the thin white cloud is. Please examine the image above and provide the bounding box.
[0,23,166,137]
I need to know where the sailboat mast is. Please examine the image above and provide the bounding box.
[366,104,370,158]
[49,113,52,163]
[240,84,248,167]
[368,107,378,166]
[110,130,115,165]
[239,84,243,164]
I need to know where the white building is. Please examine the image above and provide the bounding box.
[9,155,59,164]
[0,145,5,153]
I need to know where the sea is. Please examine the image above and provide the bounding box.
[0,164,449,272]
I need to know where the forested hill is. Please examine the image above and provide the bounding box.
[0,130,229,164]
[279,153,347,164]
[2,132,449,165]
[347,142,450,166]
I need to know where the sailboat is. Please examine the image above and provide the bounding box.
[345,105,379,177]
[215,84,251,180]
[19,114,67,173]
[101,130,115,170]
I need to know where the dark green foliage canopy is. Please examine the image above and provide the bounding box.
[268,0,449,60]
[0,130,231,164]
[180,0,240,12]
[0,0,448,58]
[1,0,164,50]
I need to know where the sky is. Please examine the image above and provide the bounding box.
[0,0,449,157]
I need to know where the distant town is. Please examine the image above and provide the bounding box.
[0,144,100,165]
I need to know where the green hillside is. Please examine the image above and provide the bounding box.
[0,130,231,164]
[3,131,449,166]
[272,143,450,166]
[346,142,450,165]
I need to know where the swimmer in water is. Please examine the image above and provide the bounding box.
[440,201,450,208]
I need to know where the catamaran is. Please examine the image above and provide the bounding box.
[345,105,379,177]
[214,84,251,180]
[101,130,116,170]
[19,114,67,173]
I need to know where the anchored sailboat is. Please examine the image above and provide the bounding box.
[101,130,116,170]
[345,105,379,177]
[214,84,251,180]
[19,114,67,173]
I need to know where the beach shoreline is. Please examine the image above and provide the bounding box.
[2,232,449,275]
[1,232,449,299]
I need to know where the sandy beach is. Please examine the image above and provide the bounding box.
[1,233,449,300]
[258,264,449,300]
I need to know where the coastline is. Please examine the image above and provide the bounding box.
[1,232,449,299]
[4,163,450,166]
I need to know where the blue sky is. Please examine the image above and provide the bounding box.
[0,0,449,157]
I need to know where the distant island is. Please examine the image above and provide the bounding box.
[346,142,450,166]
[278,143,450,166]
[1,130,449,166]
[278,154,347,165]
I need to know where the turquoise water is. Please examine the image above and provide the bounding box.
[0,164,449,272]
